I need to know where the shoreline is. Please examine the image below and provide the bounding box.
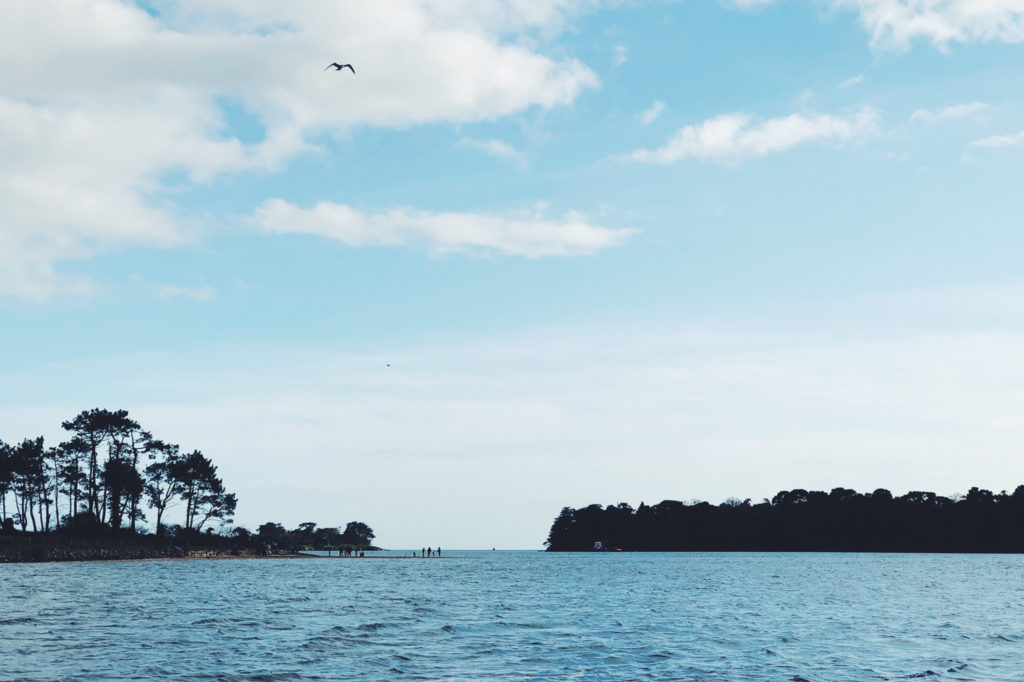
[5,555,459,564]
[0,534,393,564]
[1,549,458,565]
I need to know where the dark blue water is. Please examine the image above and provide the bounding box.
[2,552,1022,680]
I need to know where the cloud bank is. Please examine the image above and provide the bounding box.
[0,0,600,299]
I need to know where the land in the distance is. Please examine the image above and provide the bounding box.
[545,486,1024,552]
[0,522,386,563]
[1,407,381,563]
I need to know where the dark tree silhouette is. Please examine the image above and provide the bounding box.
[257,522,287,545]
[11,437,47,532]
[44,443,67,530]
[102,457,144,531]
[546,486,1024,552]
[341,521,375,548]
[0,439,12,524]
[293,522,318,547]
[1,407,381,563]
[313,525,342,548]
[61,409,117,518]
[3,408,239,540]
[250,521,376,553]
[58,436,89,521]
[110,415,151,532]
[177,450,235,532]
[144,440,183,536]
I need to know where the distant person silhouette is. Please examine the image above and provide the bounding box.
[437,547,441,558]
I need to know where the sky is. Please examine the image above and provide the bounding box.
[3,0,1024,548]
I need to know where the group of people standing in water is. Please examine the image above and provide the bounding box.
[417,547,441,557]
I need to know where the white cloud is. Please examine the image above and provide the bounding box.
[0,0,600,299]
[613,44,629,66]
[910,101,990,123]
[726,1,1024,49]
[836,0,1024,50]
[0,95,194,300]
[627,107,879,164]
[838,74,864,88]
[640,100,666,125]
[968,130,1024,149]
[254,199,637,257]
[458,137,529,168]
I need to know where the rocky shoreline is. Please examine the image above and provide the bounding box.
[0,534,318,563]
[0,543,188,563]
[0,544,319,563]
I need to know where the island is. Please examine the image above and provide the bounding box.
[545,487,1024,552]
[0,407,377,562]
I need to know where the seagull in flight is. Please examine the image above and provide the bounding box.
[324,62,355,73]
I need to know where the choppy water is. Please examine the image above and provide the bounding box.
[2,551,1023,680]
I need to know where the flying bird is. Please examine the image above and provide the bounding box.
[324,62,355,73]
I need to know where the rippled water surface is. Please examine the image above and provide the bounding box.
[2,552,1023,680]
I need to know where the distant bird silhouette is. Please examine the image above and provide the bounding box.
[324,62,355,73]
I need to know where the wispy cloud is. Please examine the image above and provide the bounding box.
[728,0,777,8]
[969,130,1024,150]
[640,100,666,125]
[836,0,1024,50]
[458,138,528,168]
[627,108,879,164]
[725,1,1024,50]
[254,199,637,258]
[910,102,990,123]
[838,74,864,88]
[158,284,214,300]
[613,44,629,67]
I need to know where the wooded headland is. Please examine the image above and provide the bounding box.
[545,486,1024,552]
[1,407,376,562]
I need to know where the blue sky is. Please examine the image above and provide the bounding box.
[3,0,1024,547]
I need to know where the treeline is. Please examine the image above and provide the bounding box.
[545,486,1024,552]
[0,408,235,537]
[0,408,382,563]
[245,521,377,552]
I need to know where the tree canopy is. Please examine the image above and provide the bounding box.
[1,408,382,562]
[546,486,1024,552]
[1,408,236,538]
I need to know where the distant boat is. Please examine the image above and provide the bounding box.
[592,541,603,551]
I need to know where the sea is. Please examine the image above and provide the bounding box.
[1,551,1022,681]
